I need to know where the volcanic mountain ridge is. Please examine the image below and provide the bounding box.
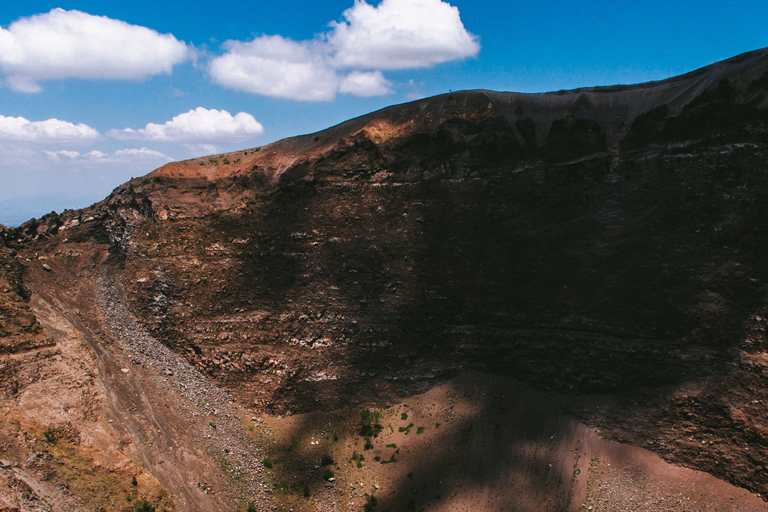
[2,47,768,511]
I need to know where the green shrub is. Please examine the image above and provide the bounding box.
[322,469,334,480]
[263,456,276,469]
[398,423,414,434]
[401,412,408,420]
[320,454,334,466]
[364,436,374,450]
[416,427,425,435]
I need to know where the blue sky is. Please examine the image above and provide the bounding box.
[0,0,766,226]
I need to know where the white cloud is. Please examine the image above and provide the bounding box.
[210,36,339,102]
[44,147,172,163]
[0,115,99,141]
[109,107,264,142]
[209,0,478,101]
[329,0,479,69]
[115,147,170,159]
[0,8,190,92]
[340,70,394,96]
[45,150,80,159]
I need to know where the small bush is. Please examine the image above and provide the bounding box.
[43,429,56,444]
[359,409,384,437]
[131,475,138,486]
[416,427,425,435]
[133,500,156,512]
[364,494,378,511]
[209,422,216,429]
[222,157,230,165]
[364,436,374,450]
[407,472,414,479]
[435,422,441,429]
[263,456,276,469]
[398,423,414,435]
[401,412,408,420]
[247,503,257,512]
[322,469,334,480]
[386,443,397,448]
[320,454,334,466]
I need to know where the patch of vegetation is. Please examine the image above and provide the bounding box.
[209,422,216,429]
[435,422,441,429]
[351,450,365,468]
[364,493,378,511]
[401,412,408,420]
[385,443,397,448]
[133,500,156,512]
[322,468,334,480]
[364,436,374,450]
[416,427,425,435]
[398,423,414,435]
[303,481,310,497]
[43,429,56,444]
[407,472,414,479]
[247,503,257,512]
[320,454,334,466]
[222,157,230,165]
[379,453,398,465]
[359,409,384,437]
[131,475,138,486]
[263,456,276,469]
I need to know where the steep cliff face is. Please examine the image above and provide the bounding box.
[3,47,768,509]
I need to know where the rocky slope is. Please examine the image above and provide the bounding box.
[2,47,768,510]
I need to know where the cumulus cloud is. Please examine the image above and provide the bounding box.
[0,115,99,141]
[209,0,478,101]
[339,70,394,97]
[210,36,339,102]
[109,107,264,142]
[0,8,190,92]
[329,0,479,69]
